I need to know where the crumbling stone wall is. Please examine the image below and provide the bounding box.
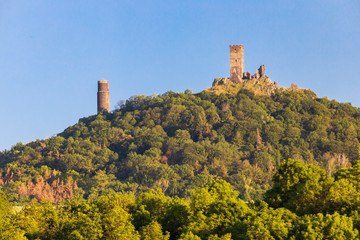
[290,83,299,90]
[258,65,265,77]
[230,45,265,80]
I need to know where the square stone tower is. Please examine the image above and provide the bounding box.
[97,80,110,112]
[230,45,244,83]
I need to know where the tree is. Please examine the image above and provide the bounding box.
[101,205,140,240]
[0,189,27,240]
[133,189,170,228]
[230,202,296,240]
[140,221,170,240]
[178,231,201,240]
[291,213,358,239]
[207,233,232,240]
[57,200,103,240]
[187,180,249,238]
[264,159,333,215]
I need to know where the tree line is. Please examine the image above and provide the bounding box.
[1,159,360,239]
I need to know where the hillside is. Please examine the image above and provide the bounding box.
[1,83,360,204]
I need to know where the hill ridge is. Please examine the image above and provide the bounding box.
[1,84,360,204]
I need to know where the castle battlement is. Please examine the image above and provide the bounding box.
[229,44,244,49]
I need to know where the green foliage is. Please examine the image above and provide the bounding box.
[264,159,360,217]
[207,233,232,240]
[335,161,360,190]
[1,176,360,239]
[0,189,27,239]
[187,180,249,239]
[133,189,190,239]
[140,220,170,240]
[232,202,296,240]
[3,86,360,238]
[178,231,201,240]
[264,159,333,215]
[50,194,140,240]
[291,213,358,239]
[3,87,360,203]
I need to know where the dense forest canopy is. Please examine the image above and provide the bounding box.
[2,159,360,239]
[1,86,360,203]
[2,85,360,239]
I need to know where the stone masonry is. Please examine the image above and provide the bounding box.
[97,80,110,112]
[229,45,244,83]
[258,65,265,77]
[229,45,265,83]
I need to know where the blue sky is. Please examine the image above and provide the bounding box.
[0,0,359,150]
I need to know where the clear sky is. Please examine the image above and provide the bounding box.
[1,0,359,151]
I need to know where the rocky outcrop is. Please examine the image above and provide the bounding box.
[210,76,304,97]
[212,78,231,87]
[211,44,304,96]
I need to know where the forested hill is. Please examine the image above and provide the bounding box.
[1,85,360,203]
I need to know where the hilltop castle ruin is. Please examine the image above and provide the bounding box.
[210,44,304,96]
[229,44,265,83]
[212,44,268,87]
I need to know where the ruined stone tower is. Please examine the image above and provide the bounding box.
[97,80,110,112]
[230,45,244,83]
[213,44,267,87]
[258,65,265,77]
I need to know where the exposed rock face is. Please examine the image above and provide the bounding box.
[212,78,231,87]
[211,76,276,96]
[212,75,272,87]
[210,76,304,97]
